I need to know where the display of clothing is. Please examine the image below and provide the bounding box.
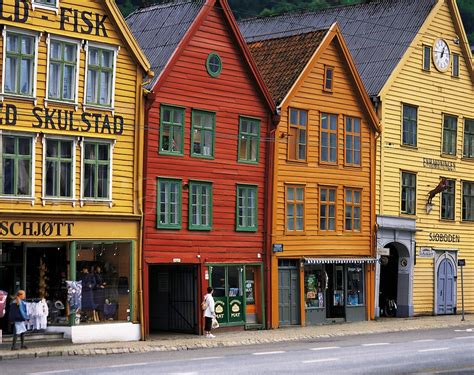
[94,272,106,311]
[81,272,97,311]
[25,299,49,330]
[67,280,82,313]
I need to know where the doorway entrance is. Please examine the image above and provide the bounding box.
[326,265,345,320]
[278,259,300,326]
[436,256,456,315]
[149,264,198,334]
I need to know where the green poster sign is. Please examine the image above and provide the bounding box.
[229,297,244,323]
[214,297,227,324]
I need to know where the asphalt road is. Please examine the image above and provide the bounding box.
[2,325,474,375]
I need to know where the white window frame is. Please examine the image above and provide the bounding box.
[0,130,38,204]
[32,0,59,14]
[83,41,119,113]
[1,27,40,104]
[45,34,81,109]
[41,135,77,206]
[79,137,115,207]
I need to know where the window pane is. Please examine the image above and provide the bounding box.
[49,63,61,98]
[20,58,33,95]
[347,265,364,305]
[18,138,31,155]
[46,160,56,196]
[50,41,61,60]
[211,267,226,297]
[17,159,31,195]
[84,164,95,198]
[2,158,14,194]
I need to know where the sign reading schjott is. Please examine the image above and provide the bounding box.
[0,221,74,237]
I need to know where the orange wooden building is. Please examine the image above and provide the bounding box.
[247,24,381,327]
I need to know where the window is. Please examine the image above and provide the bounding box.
[236,185,257,232]
[304,266,325,308]
[4,32,36,96]
[345,189,361,231]
[45,139,73,198]
[288,108,307,161]
[286,185,304,233]
[452,53,460,77]
[82,141,111,200]
[48,40,77,102]
[159,106,184,155]
[345,117,361,165]
[462,181,474,221]
[191,110,215,158]
[238,117,260,163]
[347,265,364,306]
[402,104,417,147]
[423,45,431,71]
[320,187,336,231]
[324,66,334,91]
[401,172,416,214]
[441,179,455,220]
[86,46,115,107]
[321,113,338,163]
[189,181,212,230]
[1,135,33,196]
[33,0,57,7]
[157,178,182,229]
[206,53,222,77]
[463,119,474,158]
[442,115,457,156]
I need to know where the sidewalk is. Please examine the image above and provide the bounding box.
[1,314,473,361]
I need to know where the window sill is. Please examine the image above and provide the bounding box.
[400,144,418,150]
[0,195,35,201]
[32,3,59,13]
[286,159,307,165]
[157,226,182,230]
[191,154,215,160]
[45,99,79,109]
[319,162,339,167]
[238,159,259,165]
[41,197,77,206]
[80,199,113,208]
[236,228,258,233]
[83,104,114,113]
[285,231,305,236]
[1,93,36,104]
[188,227,212,231]
[461,157,474,162]
[158,150,184,157]
[440,153,457,160]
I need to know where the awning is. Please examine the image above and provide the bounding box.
[304,257,377,265]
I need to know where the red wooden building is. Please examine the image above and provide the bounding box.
[127,0,274,335]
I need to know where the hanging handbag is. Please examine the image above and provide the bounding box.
[201,299,208,311]
[212,317,219,329]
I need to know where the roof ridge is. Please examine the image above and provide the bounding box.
[127,0,204,19]
[247,28,329,44]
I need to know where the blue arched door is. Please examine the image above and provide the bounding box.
[437,258,455,314]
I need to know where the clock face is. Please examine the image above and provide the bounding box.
[433,39,451,72]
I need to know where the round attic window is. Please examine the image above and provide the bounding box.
[206,53,222,77]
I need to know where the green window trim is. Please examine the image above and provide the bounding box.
[423,45,431,71]
[188,181,212,231]
[236,185,258,232]
[441,179,455,221]
[442,115,457,156]
[86,46,115,107]
[452,53,460,77]
[206,53,222,78]
[82,141,111,200]
[0,135,33,197]
[159,105,185,156]
[238,117,260,164]
[191,110,215,159]
[48,40,78,102]
[463,119,474,158]
[156,177,182,229]
[401,171,416,215]
[45,139,74,198]
[402,104,417,147]
[462,181,474,222]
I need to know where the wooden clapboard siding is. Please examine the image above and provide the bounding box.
[377,0,474,314]
[142,5,271,262]
[0,0,147,217]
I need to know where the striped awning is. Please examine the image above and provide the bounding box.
[304,257,377,264]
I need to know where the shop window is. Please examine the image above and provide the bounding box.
[4,32,36,97]
[345,117,361,165]
[188,181,212,230]
[236,185,257,232]
[1,135,33,197]
[82,141,111,200]
[441,179,455,220]
[48,40,78,102]
[157,178,182,229]
[76,242,131,323]
[442,115,457,156]
[463,119,474,158]
[401,172,416,215]
[422,45,431,71]
[86,46,115,107]
[288,108,307,161]
[347,264,364,306]
[320,187,336,231]
[159,105,184,155]
[286,185,304,233]
[452,53,460,77]
[345,188,361,231]
[191,110,215,158]
[304,266,326,308]
[402,104,417,147]
[45,139,73,198]
[324,66,334,92]
[462,181,474,221]
[238,117,260,163]
[321,113,338,163]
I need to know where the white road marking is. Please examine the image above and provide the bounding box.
[455,336,474,340]
[310,346,340,351]
[108,362,150,368]
[189,356,224,361]
[362,343,389,347]
[252,351,286,356]
[28,371,71,375]
[454,328,473,332]
[413,339,435,343]
[418,347,450,353]
[303,358,339,364]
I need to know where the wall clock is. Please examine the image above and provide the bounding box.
[433,38,450,72]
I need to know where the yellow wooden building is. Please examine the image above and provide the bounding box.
[0,0,151,342]
[247,24,380,328]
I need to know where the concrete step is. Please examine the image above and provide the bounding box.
[1,331,67,344]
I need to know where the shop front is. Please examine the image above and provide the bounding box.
[0,217,140,343]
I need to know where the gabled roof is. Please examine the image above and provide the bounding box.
[248,30,328,106]
[239,0,437,97]
[126,0,204,89]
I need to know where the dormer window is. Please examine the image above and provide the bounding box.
[324,66,334,92]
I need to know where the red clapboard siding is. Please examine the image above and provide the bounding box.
[142,5,271,263]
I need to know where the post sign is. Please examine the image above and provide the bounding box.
[419,247,435,258]
[214,298,227,324]
[377,247,390,256]
[228,297,243,323]
[273,244,283,253]
[458,259,466,267]
[214,296,245,325]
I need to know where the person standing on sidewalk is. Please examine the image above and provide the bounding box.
[9,290,29,350]
[203,287,216,338]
